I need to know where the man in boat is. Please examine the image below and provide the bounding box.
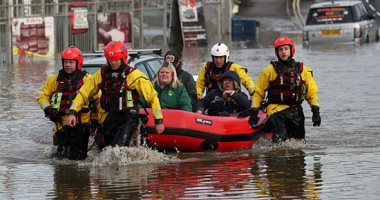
[37,46,98,160]
[66,40,164,149]
[195,70,251,116]
[164,50,197,111]
[249,36,321,143]
[196,43,255,100]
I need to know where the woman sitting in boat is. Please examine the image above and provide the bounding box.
[195,70,251,116]
[141,61,192,112]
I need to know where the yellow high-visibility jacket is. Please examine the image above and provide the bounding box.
[196,62,255,97]
[70,67,163,124]
[37,73,95,131]
[252,63,319,116]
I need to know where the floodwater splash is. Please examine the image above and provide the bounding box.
[92,146,179,166]
[42,145,58,159]
[252,137,315,152]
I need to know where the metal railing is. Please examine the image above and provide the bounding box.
[0,0,231,65]
[0,0,169,64]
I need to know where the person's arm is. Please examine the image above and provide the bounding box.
[37,75,58,110]
[251,65,272,109]
[183,72,198,110]
[230,92,251,110]
[195,89,215,114]
[67,70,101,127]
[131,71,164,133]
[232,64,255,96]
[196,64,207,98]
[303,66,320,107]
[303,65,321,126]
[178,85,192,112]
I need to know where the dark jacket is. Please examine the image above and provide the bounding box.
[177,65,197,111]
[164,50,197,111]
[196,71,251,116]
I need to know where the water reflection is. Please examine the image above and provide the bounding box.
[251,149,322,199]
[48,164,92,199]
[140,149,322,199]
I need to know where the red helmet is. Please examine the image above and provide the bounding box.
[274,36,295,58]
[104,41,128,64]
[61,46,83,70]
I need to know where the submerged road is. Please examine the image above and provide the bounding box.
[238,0,380,44]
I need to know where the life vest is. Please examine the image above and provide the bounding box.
[204,61,233,93]
[98,65,139,111]
[267,61,306,105]
[51,70,87,115]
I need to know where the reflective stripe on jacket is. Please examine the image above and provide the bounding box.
[37,71,93,131]
[70,65,163,124]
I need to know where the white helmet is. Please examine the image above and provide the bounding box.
[210,43,229,62]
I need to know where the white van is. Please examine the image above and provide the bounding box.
[303,1,379,45]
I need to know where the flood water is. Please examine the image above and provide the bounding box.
[1,41,380,199]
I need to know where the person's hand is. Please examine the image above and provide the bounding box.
[311,106,321,127]
[155,123,165,134]
[66,115,77,127]
[223,90,235,97]
[44,106,60,122]
[197,94,202,101]
[248,108,259,128]
[195,109,203,114]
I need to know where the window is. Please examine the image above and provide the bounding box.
[134,62,150,79]
[306,7,354,25]
[145,58,162,76]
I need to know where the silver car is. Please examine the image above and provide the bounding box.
[82,49,163,81]
[303,1,379,45]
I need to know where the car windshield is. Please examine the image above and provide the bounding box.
[306,6,353,25]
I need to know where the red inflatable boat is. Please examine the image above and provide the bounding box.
[142,109,271,152]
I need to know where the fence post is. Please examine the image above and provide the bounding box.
[163,0,168,48]
[139,1,144,48]
[63,1,69,50]
[7,3,13,64]
[92,0,99,51]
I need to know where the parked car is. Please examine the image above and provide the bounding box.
[303,1,379,45]
[82,49,163,81]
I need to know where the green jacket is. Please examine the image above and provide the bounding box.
[154,82,192,112]
[140,82,192,112]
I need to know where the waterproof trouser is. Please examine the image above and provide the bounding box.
[53,124,91,160]
[99,111,139,149]
[264,105,305,141]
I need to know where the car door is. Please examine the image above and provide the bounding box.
[357,3,377,41]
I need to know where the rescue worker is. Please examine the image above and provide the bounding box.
[196,43,255,100]
[249,36,321,143]
[66,41,164,149]
[195,70,251,116]
[164,50,197,111]
[37,46,95,160]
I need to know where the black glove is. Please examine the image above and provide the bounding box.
[311,106,321,127]
[248,108,259,128]
[44,106,60,123]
